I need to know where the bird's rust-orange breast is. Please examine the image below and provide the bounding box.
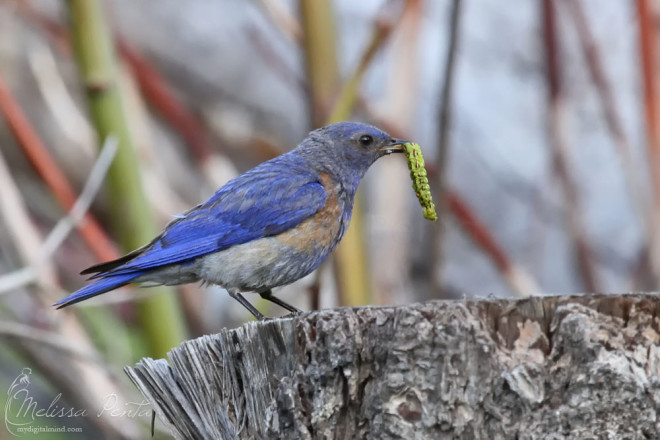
[276,173,343,252]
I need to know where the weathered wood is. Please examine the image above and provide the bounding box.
[125,294,660,439]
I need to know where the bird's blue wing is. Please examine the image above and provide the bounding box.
[105,157,326,275]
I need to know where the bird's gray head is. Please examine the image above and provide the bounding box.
[296,122,408,191]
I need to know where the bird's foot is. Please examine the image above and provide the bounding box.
[259,289,302,314]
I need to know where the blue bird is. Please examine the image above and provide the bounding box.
[55,122,408,319]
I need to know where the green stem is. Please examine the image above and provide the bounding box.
[67,0,187,358]
[299,0,340,127]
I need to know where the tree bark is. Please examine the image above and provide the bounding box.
[125,294,660,439]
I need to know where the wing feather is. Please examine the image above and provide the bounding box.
[96,156,326,276]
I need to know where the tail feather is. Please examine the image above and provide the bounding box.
[80,244,150,276]
[54,272,143,309]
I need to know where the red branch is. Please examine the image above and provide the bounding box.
[376,119,516,276]
[637,0,660,195]
[0,73,119,262]
[117,41,215,162]
[542,0,599,292]
[446,191,510,271]
[17,2,216,164]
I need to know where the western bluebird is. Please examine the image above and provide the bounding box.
[55,122,408,319]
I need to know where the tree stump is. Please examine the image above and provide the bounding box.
[125,294,660,439]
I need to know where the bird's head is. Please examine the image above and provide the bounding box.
[297,122,408,189]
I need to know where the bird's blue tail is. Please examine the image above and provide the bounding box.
[54,272,143,309]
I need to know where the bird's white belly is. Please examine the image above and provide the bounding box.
[196,235,322,292]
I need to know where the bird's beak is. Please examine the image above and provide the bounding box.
[380,138,408,155]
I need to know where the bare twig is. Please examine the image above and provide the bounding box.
[324,2,402,307]
[67,0,187,358]
[117,39,218,162]
[246,24,308,95]
[27,41,96,154]
[371,118,540,297]
[447,191,537,296]
[0,132,141,438]
[365,0,421,304]
[16,1,228,187]
[0,71,119,262]
[564,0,652,253]
[635,0,660,287]
[0,137,119,294]
[0,144,58,294]
[254,0,302,42]
[326,17,396,123]
[542,0,600,292]
[299,0,339,127]
[0,321,102,365]
[431,0,463,297]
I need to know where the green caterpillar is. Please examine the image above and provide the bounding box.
[402,142,437,221]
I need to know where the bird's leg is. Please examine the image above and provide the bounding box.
[259,289,302,314]
[227,288,266,321]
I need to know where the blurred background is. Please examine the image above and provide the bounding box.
[0,0,656,437]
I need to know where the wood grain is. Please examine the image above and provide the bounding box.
[126,294,660,439]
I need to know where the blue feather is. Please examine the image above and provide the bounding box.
[54,272,143,308]
[55,121,403,316]
[95,153,327,275]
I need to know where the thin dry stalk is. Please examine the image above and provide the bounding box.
[67,0,187,357]
[0,150,58,294]
[446,191,537,297]
[0,137,118,295]
[255,0,302,42]
[0,72,119,262]
[326,18,395,123]
[27,40,96,153]
[117,39,216,162]
[367,0,421,304]
[372,118,540,297]
[299,0,339,127]
[431,0,463,298]
[0,321,102,365]
[246,24,307,95]
[636,0,660,287]
[542,0,600,292]
[17,3,226,187]
[325,2,402,307]
[0,147,142,439]
[564,0,652,251]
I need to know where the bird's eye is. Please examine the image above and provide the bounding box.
[359,135,374,146]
